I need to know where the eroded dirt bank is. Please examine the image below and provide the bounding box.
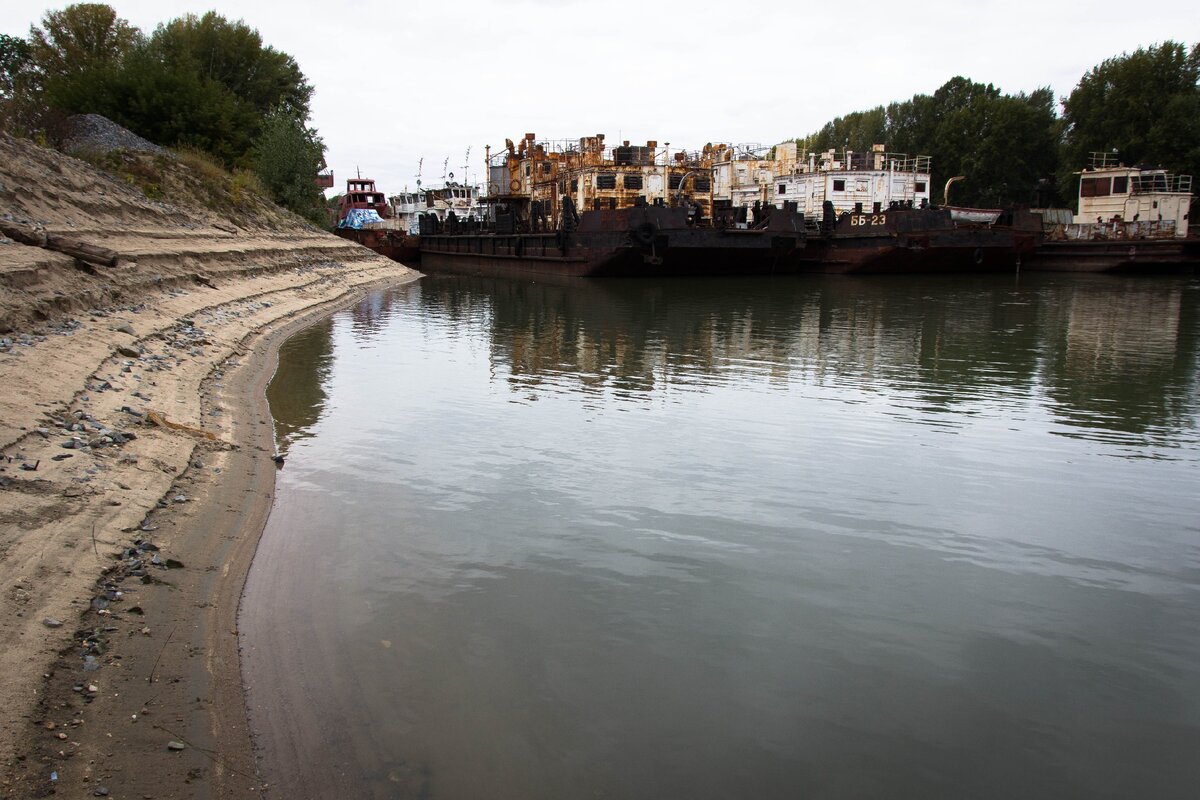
[0,132,418,798]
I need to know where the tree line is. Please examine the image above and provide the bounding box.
[0,3,326,223]
[2,6,1196,217]
[796,42,1198,209]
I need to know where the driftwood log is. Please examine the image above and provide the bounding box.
[46,234,120,267]
[0,220,123,267]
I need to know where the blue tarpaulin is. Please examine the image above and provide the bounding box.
[338,208,384,229]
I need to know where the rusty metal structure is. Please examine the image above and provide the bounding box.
[415,131,1052,277]
[419,132,809,277]
[481,132,718,227]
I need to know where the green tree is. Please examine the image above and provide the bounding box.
[253,109,327,224]
[0,34,32,100]
[124,12,314,166]
[1060,41,1200,201]
[799,107,887,153]
[148,12,312,122]
[14,6,315,170]
[0,33,36,133]
[28,3,140,100]
[91,42,260,165]
[796,76,1061,207]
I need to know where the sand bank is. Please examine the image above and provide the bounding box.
[0,131,419,797]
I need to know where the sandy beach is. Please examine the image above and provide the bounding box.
[0,132,418,798]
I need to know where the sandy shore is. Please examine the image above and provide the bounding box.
[0,132,420,797]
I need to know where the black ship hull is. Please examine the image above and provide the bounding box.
[419,206,808,278]
[418,206,1042,278]
[1024,237,1200,273]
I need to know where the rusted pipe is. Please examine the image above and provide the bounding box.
[943,175,965,205]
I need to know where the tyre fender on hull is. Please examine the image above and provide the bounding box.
[631,222,657,246]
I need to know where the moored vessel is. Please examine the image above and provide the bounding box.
[744,144,1039,272]
[1026,152,1198,272]
[418,133,808,277]
[332,174,420,263]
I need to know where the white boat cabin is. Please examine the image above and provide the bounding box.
[709,142,932,220]
[389,191,426,235]
[771,143,931,216]
[1074,152,1192,237]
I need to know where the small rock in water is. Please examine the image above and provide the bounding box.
[167,740,187,751]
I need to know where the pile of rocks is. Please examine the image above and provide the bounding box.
[62,114,164,157]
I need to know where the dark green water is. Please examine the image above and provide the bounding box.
[242,273,1200,800]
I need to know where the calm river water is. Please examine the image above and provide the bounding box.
[241,272,1200,800]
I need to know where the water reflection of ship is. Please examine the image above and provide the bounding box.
[415,273,1196,436]
[345,290,394,338]
[1043,281,1194,433]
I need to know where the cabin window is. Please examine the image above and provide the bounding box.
[669,174,682,190]
[915,181,926,193]
[525,165,531,176]
[1112,176,1128,193]
[694,177,711,192]
[541,163,553,175]
[833,179,846,192]
[559,181,567,194]
[596,174,617,189]
[778,184,787,194]
[1080,177,1111,197]
[623,174,643,190]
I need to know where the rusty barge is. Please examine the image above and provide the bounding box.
[417,133,1041,277]
[419,134,808,277]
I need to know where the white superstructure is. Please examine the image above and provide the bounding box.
[1074,152,1192,237]
[710,142,932,219]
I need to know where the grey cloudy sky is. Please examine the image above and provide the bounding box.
[2,0,1197,195]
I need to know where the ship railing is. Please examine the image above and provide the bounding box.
[880,154,931,173]
[1054,219,1179,241]
[1130,173,1192,194]
[799,151,930,174]
[1088,151,1121,170]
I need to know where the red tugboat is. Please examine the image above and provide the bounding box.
[332,174,420,264]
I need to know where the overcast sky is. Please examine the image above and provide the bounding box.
[2,0,1197,195]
